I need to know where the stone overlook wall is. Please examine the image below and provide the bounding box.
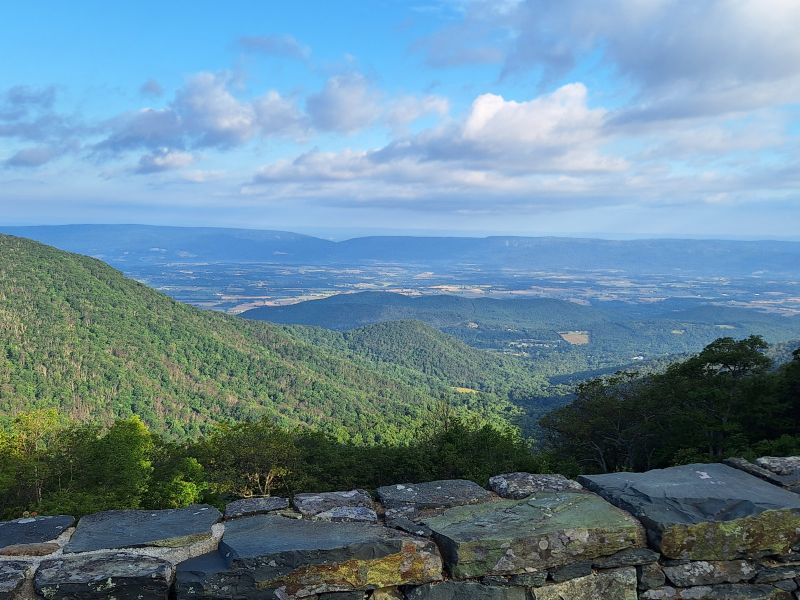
[3,456,800,599]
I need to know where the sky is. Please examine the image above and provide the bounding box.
[1,0,799,239]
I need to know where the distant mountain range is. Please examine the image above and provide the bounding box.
[2,224,800,275]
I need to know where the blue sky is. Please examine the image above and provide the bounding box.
[1,0,799,239]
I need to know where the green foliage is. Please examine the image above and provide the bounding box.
[0,411,543,518]
[541,336,800,473]
[0,234,522,444]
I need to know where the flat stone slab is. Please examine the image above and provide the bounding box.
[313,506,378,523]
[65,505,221,553]
[293,489,373,518]
[662,560,757,586]
[215,514,442,597]
[421,491,645,578]
[34,552,174,600]
[0,560,30,600]
[406,581,527,600]
[725,458,800,492]
[532,567,637,600]
[0,515,74,555]
[489,473,582,499]
[225,496,289,519]
[176,551,276,599]
[579,463,800,560]
[376,480,493,517]
[641,584,793,599]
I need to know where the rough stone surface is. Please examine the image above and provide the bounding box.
[224,496,289,519]
[488,473,582,499]
[34,552,174,600]
[421,491,644,578]
[0,561,30,600]
[314,506,378,524]
[293,490,373,518]
[175,550,277,600]
[662,560,757,586]
[579,463,800,560]
[549,560,592,582]
[755,457,800,477]
[376,480,493,518]
[592,547,661,569]
[0,542,59,556]
[215,514,442,597]
[532,567,638,600]
[386,517,433,538]
[405,581,527,600]
[638,563,667,591]
[65,505,221,553]
[318,593,364,599]
[0,516,74,555]
[754,565,800,583]
[640,584,792,599]
[371,588,403,600]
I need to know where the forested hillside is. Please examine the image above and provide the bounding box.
[0,235,520,442]
[244,292,800,377]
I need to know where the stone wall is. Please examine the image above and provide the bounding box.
[2,457,800,600]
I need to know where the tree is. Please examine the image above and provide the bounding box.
[201,419,302,497]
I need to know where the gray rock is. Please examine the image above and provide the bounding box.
[532,567,638,600]
[313,506,378,523]
[489,473,582,499]
[549,561,592,582]
[592,547,660,569]
[579,463,800,560]
[405,581,527,600]
[641,584,793,599]
[216,515,442,597]
[34,552,174,600]
[0,561,30,600]
[638,563,666,591]
[771,579,797,591]
[175,551,276,600]
[386,516,433,537]
[293,489,373,518]
[421,492,644,578]
[224,496,289,519]
[724,458,793,488]
[65,505,221,553]
[0,515,74,554]
[509,572,547,587]
[376,480,493,517]
[662,560,757,586]
[318,593,365,599]
[755,457,800,477]
[754,565,800,583]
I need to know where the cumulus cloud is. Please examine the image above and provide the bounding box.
[238,34,310,60]
[95,72,307,157]
[422,0,800,121]
[134,148,194,174]
[306,73,382,132]
[254,83,625,205]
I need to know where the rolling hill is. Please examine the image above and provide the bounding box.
[243,292,800,375]
[0,235,524,442]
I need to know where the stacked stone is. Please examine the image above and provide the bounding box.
[3,458,800,600]
[580,462,800,600]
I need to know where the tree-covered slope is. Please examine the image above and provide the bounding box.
[0,235,516,443]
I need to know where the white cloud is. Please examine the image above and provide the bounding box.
[254,83,625,203]
[135,148,194,174]
[306,73,383,133]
